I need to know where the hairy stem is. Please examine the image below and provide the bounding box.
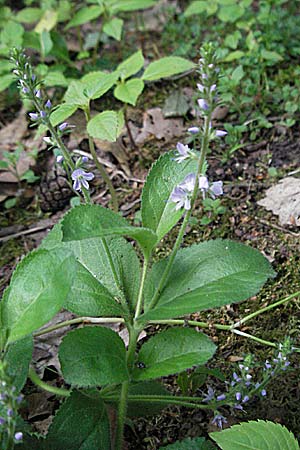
[33,317,124,337]
[134,257,149,319]
[28,368,71,397]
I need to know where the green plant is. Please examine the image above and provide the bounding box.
[1,43,298,450]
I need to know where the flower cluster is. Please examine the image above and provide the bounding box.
[0,362,23,445]
[204,338,294,429]
[170,172,223,211]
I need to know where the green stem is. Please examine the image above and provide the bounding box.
[134,257,149,319]
[231,291,300,329]
[104,394,213,410]
[147,115,211,312]
[28,368,71,397]
[231,329,277,347]
[33,317,124,337]
[84,107,119,212]
[114,327,140,450]
[150,319,231,331]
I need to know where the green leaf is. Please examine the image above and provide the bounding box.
[46,390,110,450]
[50,104,78,126]
[81,70,119,100]
[222,50,245,62]
[40,30,53,56]
[141,151,197,242]
[132,328,216,381]
[16,8,43,23]
[218,5,245,22]
[160,437,216,449]
[261,49,283,62]
[184,1,208,17]
[210,420,300,450]
[64,80,89,107]
[61,204,157,258]
[59,327,128,387]
[103,17,123,41]
[41,223,141,313]
[4,336,33,391]
[65,5,103,29]
[0,21,24,49]
[114,78,144,106]
[231,65,244,83]
[142,56,195,81]
[35,10,58,33]
[142,239,275,320]
[111,0,156,13]
[87,110,124,142]
[44,70,68,87]
[65,260,124,317]
[1,248,76,343]
[116,50,144,80]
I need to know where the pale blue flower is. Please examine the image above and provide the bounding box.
[56,155,64,163]
[170,186,191,211]
[14,432,23,441]
[29,112,39,120]
[45,99,52,108]
[210,181,223,198]
[58,122,68,131]
[179,173,196,192]
[71,168,94,191]
[188,126,200,134]
[175,142,190,163]
[215,130,227,137]
[198,98,209,110]
[212,414,227,429]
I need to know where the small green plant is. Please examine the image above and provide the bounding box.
[1,44,298,450]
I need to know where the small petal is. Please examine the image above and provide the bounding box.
[261,389,267,397]
[43,137,52,144]
[236,392,242,401]
[40,111,46,118]
[197,83,204,92]
[199,175,209,191]
[73,178,81,191]
[180,173,196,192]
[22,87,29,94]
[210,84,216,92]
[210,181,223,197]
[82,156,89,163]
[29,113,39,120]
[14,432,23,441]
[35,89,41,98]
[81,178,89,190]
[198,98,209,110]
[58,122,68,131]
[215,130,227,137]
[56,155,64,163]
[45,99,52,109]
[217,394,226,401]
[83,172,94,181]
[188,126,200,134]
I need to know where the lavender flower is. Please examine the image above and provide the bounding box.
[170,186,191,211]
[45,99,52,109]
[56,155,64,163]
[35,89,41,98]
[261,389,267,396]
[14,432,23,441]
[58,122,68,131]
[179,173,196,192]
[82,156,89,163]
[188,126,200,134]
[197,83,205,92]
[43,137,52,144]
[235,392,242,401]
[203,386,215,402]
[175,142,190,163]
[215,130,227,137]
[199,176,209,191]
[198,98,209,111]
[212,414,227,429]
[217,394,226,401]
[40,111,46,119]
[0,417,5,425]
[210,181,223,198]
[71,169,94,191]
[29,112,39,120]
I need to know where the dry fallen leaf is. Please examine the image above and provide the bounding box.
[257,176,300,226]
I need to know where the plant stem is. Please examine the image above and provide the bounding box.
[84,107,119,212]
[231,291,300,329]
[28,368,71,397]
[150,319,231,331]
[147,115,211,312]
[114,327,140,450]
[104,394,213,410]
[124,106,138,150]
[231,329,277,347]
[134,257,149,319]
[33,317,124,337]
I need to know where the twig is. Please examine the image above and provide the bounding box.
[255,216,300,237]
[0,224,52,243]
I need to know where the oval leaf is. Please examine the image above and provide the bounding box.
[65,6,103,30]
[82,70,119,100]
[46,390,110,450]
[210,420,299,450]
[116,50,144,80]
[87,110,124,142]
[184,1,208,17]
[114,78,144,106]
[141,151,197,242]
[59,327,128,387]
[4,336,33,391]
[1,248,76,343]
[50,104,78,126]
[142,239,275,320]
[142,56,196,81]
[103,17,123,41]
[132,327,216,381]
[62,204,157,257]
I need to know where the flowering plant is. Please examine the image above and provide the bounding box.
[1,44,297,450]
